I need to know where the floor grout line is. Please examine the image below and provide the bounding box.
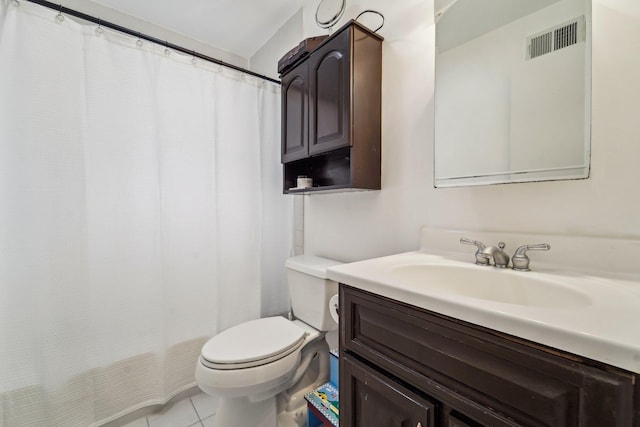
[189,397,203,421]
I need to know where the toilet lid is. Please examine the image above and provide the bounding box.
[201,316,307,369]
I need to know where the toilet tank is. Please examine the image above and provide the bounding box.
[285,255,343,331]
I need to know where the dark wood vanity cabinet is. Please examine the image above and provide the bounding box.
[340,285,639,427]
[280,21,382,193]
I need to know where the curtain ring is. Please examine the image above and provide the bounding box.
[191,50,197,65]
[136,32,143,47]
[55,4,65,23]
[355,10,384,33]
[11,0,20,7]
[164,40,171,56]
[95,18,104,35]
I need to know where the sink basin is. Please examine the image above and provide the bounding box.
[327,242,640,374]
[391,264,592,308]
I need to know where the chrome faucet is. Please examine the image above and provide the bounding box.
[511,244,551,271]
[460,238,488,265]
[461,238,550,271]
[488,242,510,268]
[460,239,509,268]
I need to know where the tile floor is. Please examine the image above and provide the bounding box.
[122,392,218,427]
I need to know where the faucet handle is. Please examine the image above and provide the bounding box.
[460,238,486,249]
[460,238,490,265]
[512,243,551,271]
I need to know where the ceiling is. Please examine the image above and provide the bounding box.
[436,0,561,52]
[90,0,308,58]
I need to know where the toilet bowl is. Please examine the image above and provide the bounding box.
[195,255,342,427]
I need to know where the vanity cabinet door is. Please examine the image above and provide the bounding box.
[281,61,308,163]
[308,27,351,156]
[341,353,435,427]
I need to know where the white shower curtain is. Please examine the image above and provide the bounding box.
[0,1,291,425]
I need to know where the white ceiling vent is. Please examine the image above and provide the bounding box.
[526,16,586,60]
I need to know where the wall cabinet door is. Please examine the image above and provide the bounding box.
[308,28,351,156]
[281,61,308,163]
[341,354,435,427]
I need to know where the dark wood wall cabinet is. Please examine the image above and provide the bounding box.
[340,285,640,427]
[280,21,382,194]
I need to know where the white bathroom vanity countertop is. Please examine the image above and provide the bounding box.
[327,250,640,374]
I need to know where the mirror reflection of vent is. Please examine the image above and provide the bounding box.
[530,32,552,59]
[527,16,586,60]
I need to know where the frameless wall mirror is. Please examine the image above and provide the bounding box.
[434,0,591,187]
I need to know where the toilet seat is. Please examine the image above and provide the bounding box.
[200,317,308,370]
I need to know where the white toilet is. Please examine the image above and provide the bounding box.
[195,255,342,427]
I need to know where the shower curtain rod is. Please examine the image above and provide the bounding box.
[24,0,281,84]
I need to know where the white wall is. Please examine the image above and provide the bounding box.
[250,8,304,80]
[251,0,640,263]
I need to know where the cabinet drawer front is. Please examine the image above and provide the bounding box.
[341,286,636,427]
[341,353,435,427]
